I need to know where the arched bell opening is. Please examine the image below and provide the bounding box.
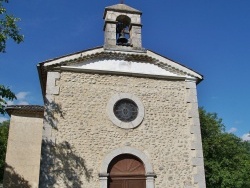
[116,15,131,46]
[108,154,146,188]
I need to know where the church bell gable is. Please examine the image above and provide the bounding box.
[103,3,143,51]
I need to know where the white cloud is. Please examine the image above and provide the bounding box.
[16,92,30,100]
[242,133,250,141]
[0,117,9,123]
[5,91,30,106]
[7,101,14,105]
[18,101,29,105]
[228,127,237,133]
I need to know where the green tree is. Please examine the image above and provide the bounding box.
[1,0,20,113]
[0,120,9,183]
[0,0,21,113]
[0,85,16,115]
[0,0,23,52]
[200,108,250,188]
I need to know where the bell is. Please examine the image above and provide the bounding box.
[117,33,128,44]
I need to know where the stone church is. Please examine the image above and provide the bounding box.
[3,3,206,188]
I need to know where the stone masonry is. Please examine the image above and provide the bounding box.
[42,71,199,188]
[4,112,43,188]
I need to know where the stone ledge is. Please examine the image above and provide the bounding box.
[104,45,146,53]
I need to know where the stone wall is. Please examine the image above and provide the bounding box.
[43,71,201,188]
[3,114,43,188]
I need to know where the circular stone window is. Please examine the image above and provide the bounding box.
[113,99,138,122]
[107,93,144,129]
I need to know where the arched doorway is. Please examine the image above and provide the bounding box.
[108,154,146,188]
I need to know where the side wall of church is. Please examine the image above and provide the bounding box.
[45,71,202,188]
[3,114,43,188]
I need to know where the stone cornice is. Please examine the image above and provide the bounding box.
[60,66,188,81]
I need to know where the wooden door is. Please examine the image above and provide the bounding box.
[108,154,146,188]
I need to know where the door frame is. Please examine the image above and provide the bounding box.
[99,146,155,188]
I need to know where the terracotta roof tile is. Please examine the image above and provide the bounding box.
[6,105,44,116]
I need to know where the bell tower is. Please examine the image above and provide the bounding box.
[103,3,144,51]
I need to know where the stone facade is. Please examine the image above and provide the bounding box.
[38,70,203,188]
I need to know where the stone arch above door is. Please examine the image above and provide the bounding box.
[108,154,146,188]
[99,147,155,188]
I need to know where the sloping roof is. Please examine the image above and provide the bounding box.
[105,3,142,14]
[6,105,44,116]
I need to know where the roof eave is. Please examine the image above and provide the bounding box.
[6,105,44,117]
[146,49,203,83]
[37,64,46,101]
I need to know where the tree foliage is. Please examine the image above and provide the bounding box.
[200,108,250,188]
[0,85,16,115]
[0,120,9,183]
[0,0,19,114]
[0,0,23,53]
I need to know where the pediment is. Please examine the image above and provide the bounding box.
[38,47,203,97]
[62,59,180,78]
[40,47,202,81]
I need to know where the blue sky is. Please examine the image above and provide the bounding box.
[0,0,249,140]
